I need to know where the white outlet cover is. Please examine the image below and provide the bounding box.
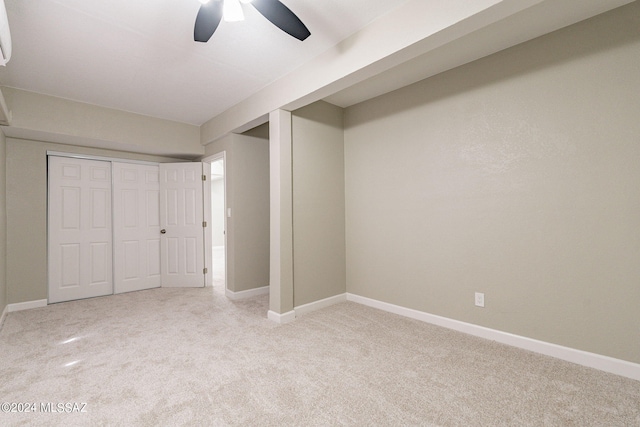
[475,292,485,308]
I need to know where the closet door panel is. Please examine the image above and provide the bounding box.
[113,163,162,294]
[48,156,113,303]
[159,163,205,287]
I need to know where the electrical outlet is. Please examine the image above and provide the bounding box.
[475,292,485,308]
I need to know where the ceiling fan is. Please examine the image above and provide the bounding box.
[194,0,311,43]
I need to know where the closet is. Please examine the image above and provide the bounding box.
[48,155,205,304]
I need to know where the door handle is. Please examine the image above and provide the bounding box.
[160,229,166,234]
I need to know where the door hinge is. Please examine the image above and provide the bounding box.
[202,175,207,181]
[202,221,207,227]
[203,268,208,274]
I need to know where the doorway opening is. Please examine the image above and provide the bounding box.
[210,156,226,293]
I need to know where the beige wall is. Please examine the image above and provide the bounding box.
[0,130,6,314]
[6,138,185,304]
[204,134,270,293]
[344,3,640,364]
[232,135,270,292]
[242,123,269,140]
[292,102,346,306]
[2,87,202,159]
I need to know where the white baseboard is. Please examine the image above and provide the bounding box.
[0,304,7,330]
[225,285,269,301]
[268,293,347,325]
[1,299,48,332]
[346,293,640,382]
[8,299,48,313]
[295,293,347,317]
[268,310,296,324]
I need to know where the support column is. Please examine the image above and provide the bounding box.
[267,110,295,323]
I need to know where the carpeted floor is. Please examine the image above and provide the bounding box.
[1,286,639,426]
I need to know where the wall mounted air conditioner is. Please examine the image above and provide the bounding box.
[0,0,11,66]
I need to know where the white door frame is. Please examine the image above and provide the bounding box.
[202,152,227,289]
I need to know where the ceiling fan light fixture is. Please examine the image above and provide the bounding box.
[223,0,245,22]
[194,0,310,42]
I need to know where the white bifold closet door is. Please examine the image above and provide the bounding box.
[48,156,113,304]
[49,158,205,303]
[113,162,162,293]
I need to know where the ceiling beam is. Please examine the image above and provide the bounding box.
[2,87,203,158]
[324,0,637,108]
[200,0,544,144]
[200,0,634,145]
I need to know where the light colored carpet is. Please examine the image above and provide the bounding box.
[1,287,639,426]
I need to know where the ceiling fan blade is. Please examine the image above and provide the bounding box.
[251,0,311,41]
[194,1,223,43]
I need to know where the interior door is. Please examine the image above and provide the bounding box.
[113,162,162,293]
[159,163,205,287]
[48,156,113,303]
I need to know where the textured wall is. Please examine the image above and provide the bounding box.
[232,135,270,292]
[344,3,640,363]
[292,101,346,307]
[204,134,270,293]
[2,88,202,158]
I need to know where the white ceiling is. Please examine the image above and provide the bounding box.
[0,0,409,125]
